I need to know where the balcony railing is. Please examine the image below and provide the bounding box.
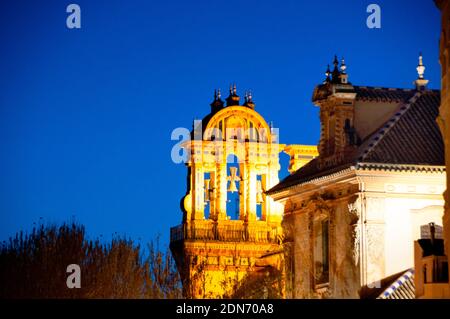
[170,221,281,244]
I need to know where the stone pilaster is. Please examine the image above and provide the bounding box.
[216,163,227,220]
[362,197,385,288]
[192,163,204,220]
[246,163,257,221]
[292,211,313,298]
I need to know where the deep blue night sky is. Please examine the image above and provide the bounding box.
[0,0,441,246]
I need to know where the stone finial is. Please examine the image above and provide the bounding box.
[331,55,341,83]
[414,53,429,90]
[339,57,349,84]
[333,55,339,67]
[243,90,255,109]
[247,90,252,101]
[417,53,425,79]
[324,64,331,83]
[226,83,240,106]
[210,88,224,111]
[340,57,347,74]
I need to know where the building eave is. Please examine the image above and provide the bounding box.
[268,163,446,200]
[356,162,446,173]
[267,166,357,200]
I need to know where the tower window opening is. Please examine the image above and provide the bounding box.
[204,172,211,219]
[226,154,241,220]
[256,175,263,220]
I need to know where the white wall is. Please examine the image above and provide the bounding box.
[384,198,444,276]
[354,101,399,140]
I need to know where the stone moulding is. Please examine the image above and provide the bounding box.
[268,164,445,197]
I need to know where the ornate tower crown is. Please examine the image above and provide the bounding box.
[170,88,286,298]
[320,55,350,86]
[312,55,357,163]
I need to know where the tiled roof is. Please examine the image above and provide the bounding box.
[267,159,351,194]
[377,269,415,299]
[360,269,415,299]
[353,86,416,102]
[267,89,443,194]
[359,90,443,165]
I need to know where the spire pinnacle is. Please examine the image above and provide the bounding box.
[340,57,347,74]
[417,52,425,79]
[339,56,349,84]
[226,83,240,106]
[331,55,340,83]
[414,52,428,90]
[243,90,255,109]
[210,88,224,111]
[324,64,331,83]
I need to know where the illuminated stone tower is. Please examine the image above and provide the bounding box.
[170,86,288,298]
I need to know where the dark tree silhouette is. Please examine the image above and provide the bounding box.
[0,222,182,299]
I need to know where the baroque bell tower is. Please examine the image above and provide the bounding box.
[170,86,286,298]
[312,56,358,169]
